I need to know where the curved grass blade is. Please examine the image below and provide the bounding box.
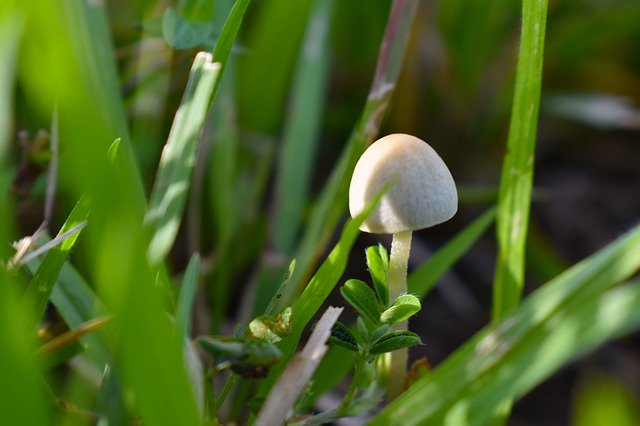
[145,53,220,264]
[492,0,548,317]
[22,196,90,328]
[176,253,200,339]
[272,0,333,255]
[408,207,495,297]
[0,9,52,424]
[371,223,640,425]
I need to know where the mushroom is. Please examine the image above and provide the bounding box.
[348,133,457,399]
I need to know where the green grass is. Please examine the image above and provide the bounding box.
[1,0,639,425]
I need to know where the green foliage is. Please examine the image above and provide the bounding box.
[366,244,390,306]
[145,53,219,264]
[22,196,90,328]
[3,0,640,425]
[328,322,360,352]
[369,331,422,355]
[176,254,200,339]
[493,0,548,317]
[247,306,293,344]
[380,295,421,325]
[340,279,382,325]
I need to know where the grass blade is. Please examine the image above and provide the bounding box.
[145,53,220,264]
[23,196,90,327]
[371,223,640,425]
[272,0,334,255]
[280,0,420,306]
[176,254,200,339]
[0,8,52,424]
[62,0,146,208]
[211,0,252,69]
[238,0,315,132]
[408,207,496,297]
[492,0,548,317]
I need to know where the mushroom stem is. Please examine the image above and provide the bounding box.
[386,229,412,400]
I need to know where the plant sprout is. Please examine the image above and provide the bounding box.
[348,133,458,399]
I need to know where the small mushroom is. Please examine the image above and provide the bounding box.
[348,133,457,399]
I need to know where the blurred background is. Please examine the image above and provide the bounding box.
[11,0,640,424]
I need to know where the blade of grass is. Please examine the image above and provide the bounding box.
[488,0,548,417]
[0,7,52,424]
[238,0,315,132]
[492,0,548,317]
[149,0,252,265]
[176,253,200,339]
[278,0,420,308]
[24,256,110,366]
[211,0,251,70]
[408,207,496,297]
[62,0,146,208]
[370,223,640,425]
[22,2,203,423]
[22,196,90,328]
[272,0,334,255]
[145,53,220,264]
[36,315,111,357]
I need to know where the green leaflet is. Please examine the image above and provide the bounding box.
[380,294,421,325]
[367,244,390,306]
[369,331,422,355]
[341,279,381,325]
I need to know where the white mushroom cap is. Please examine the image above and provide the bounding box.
[349,134,458,234]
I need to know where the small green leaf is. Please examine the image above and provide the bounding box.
[176,254,200,339]
[328,322,359,352]
[369,331,422,355]
[366,244,390,306]
[380,294,421,325]
[247,307,293,344]
[340,279,381,324]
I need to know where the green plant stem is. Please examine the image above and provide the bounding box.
[213,373,237,414]
[386,230,412,400]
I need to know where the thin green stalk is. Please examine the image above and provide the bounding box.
[491,1,547,422]
[493,0,548,318]
[386,230,412,400]
[213,373,237,414]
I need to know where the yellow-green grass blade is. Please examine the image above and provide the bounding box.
[272,0,334,255]
[23,196,90,329]
[0,7,52,425]
[409,207,496,297]
[371,223,640,425]
[20,1,202,423]
[176,253,200,339]
[145,53,220,264]
[238,0,316,133]
[492,0,548,318]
